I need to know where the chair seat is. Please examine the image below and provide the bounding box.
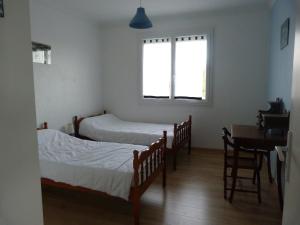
[227,156,257,169]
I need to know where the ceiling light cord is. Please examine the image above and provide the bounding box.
[140,0,142,7]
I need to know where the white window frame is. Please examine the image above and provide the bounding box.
[138,28,214,106]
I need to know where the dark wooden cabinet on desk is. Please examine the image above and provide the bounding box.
[262,113,290,134]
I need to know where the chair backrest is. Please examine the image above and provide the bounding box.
[222,127,231,137]
[222,127,235,147]
[222,127,257,162]
[222,127,238,160]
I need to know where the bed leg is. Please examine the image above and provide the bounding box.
[173,150,177,171]
[188,115,192,155]
[163,170,166,188]
[163,155,167,188]
[162,130,167,187]
[133,195,140,225]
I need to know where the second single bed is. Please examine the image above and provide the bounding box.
[74,112,192,170]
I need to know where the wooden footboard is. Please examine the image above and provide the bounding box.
[130,131,167,225]
[171,115,192,170]
[37,122,48,130]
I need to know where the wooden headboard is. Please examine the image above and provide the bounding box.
[73,110,107,137]
[37,122,48,130]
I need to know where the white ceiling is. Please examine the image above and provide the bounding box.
[37,0,270,24]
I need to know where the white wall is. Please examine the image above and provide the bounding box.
[268,0,296,109]
[0,0,44,224]
[30,0,104,130]
[101,7,269,149]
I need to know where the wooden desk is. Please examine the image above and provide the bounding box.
[231,124,287,210]
[231,125,287,150]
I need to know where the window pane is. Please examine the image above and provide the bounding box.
[32,51,45,64]
[143,39,171,98]
[175,36,207,100]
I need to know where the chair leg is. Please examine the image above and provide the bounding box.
[224,166,227,199]
[252,170,256,184]
[188,137,192,155]
[231,168,234,177]
[229,167,237,203]
[259,152,264,170]
[267,152,273,183]
[257,170,262,204]
[162,155,167,188]
[253,152,263,184]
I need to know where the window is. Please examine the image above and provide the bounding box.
[32,42,52,64]
[141,33,211,103]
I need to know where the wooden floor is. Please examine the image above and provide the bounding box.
[42,149,282,225]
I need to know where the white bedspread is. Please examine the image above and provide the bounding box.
[79,114,174,148]
[38,129,147,200]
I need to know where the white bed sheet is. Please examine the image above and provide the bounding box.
[38,129,147,200]
[79,114,174,148]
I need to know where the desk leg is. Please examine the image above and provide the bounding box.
[276,156,283,211]
[267,152,273,183]
[254,153,264,184]
[229,149,239,203]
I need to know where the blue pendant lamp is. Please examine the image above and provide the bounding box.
[129,0,153,29]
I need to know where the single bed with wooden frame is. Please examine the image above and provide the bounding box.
[37,122,167,225]
[74,111,192,170]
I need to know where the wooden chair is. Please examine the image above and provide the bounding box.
[222,127,261,203]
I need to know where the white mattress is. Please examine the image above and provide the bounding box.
[79,114,174,148]
[38,129,147,200]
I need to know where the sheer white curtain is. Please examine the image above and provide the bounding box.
[143,38,171,98]
[175,36,207,99]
